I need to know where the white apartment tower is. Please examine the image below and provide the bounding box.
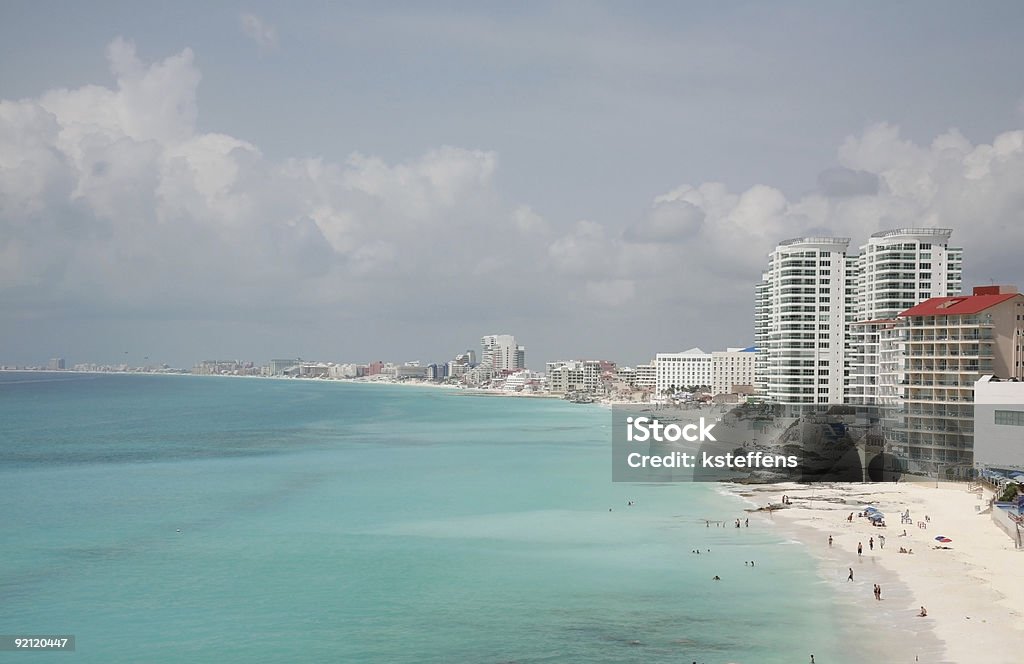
[848,229,963,406]
[481,335,526,372]
[756,237,853,406]
[757,230,964,409]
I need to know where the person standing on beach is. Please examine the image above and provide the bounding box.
[869,537,874,551]
[857,542,863,556]
[828,535,833,547]
[879,534,885,549]
[848,567,854,581]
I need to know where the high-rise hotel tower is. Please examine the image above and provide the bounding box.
[756,229,963,409]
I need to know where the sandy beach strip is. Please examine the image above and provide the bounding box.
[730,480,1023,663]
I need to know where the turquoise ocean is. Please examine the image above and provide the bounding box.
[1,373,855,663]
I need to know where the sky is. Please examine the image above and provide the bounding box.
[2,1,1024,368]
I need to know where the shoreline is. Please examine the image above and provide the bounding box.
[0,368,589,402]
[726,481,1024,664]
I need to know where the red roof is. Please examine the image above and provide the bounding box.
[899,293,1021,317]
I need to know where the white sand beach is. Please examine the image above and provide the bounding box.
[734,481,1023,663]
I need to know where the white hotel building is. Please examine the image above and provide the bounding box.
[756,229,963,408]
[655,347,755,397]
[481,334,526,372]
[755,237,852,406]
[848,229,962,406]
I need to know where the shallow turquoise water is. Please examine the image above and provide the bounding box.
[0,373,851,663]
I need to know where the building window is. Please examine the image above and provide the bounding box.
[994,410,1024,426]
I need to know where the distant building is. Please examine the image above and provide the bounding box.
[711,347,757,396]
[546,360,603,395]
[504,369,542,392]
[447,351,476,379]
[329,363,363,379]
[656,348,712,396]
[481,334,526,371]
[47,358,65,370]
[269,359,300,376]
[425,363,448,381]
[194,360,256,375]
[298,363,330,378]
[396,364,428,379]
[634,362,657,388]
[464,364,495,386]
[615,367,637,385]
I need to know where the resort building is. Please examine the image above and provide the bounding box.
[896,285,1024,472]
[546,360,603,395]
[655,347,756,397]
[268,359,300,376]
[503,370,543,392]
[655,348,712,396]
[755,237,853,407]
[756,229,964,410]
[634,362,657,389]
[481,335,526,371]
[848,229,963,406]
[711,347,757,396]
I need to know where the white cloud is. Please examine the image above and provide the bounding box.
[240,13,279,51]
[2,39,1024,362]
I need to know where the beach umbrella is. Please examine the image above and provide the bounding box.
[934,536,952,542]
[868,513,884,521]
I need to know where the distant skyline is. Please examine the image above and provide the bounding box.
[3,2,1024,368]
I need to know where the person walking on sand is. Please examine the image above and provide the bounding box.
[879,534,885,550]
[857,542,863,557]
[869,537,874,551]
[848,567,854,581]
[828,535,833,547]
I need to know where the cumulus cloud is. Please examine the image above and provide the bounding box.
[542,121,1024,316]
[0,40,507,316]
[3,40,1024,362]
[240,13,278,50]
[623,198,704,243]
[816,167,879,198]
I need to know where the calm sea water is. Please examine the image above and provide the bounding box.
[1,373,852,663]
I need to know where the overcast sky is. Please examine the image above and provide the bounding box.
[2,1,1024,368]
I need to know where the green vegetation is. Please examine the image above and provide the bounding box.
[998,483,1021,503]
